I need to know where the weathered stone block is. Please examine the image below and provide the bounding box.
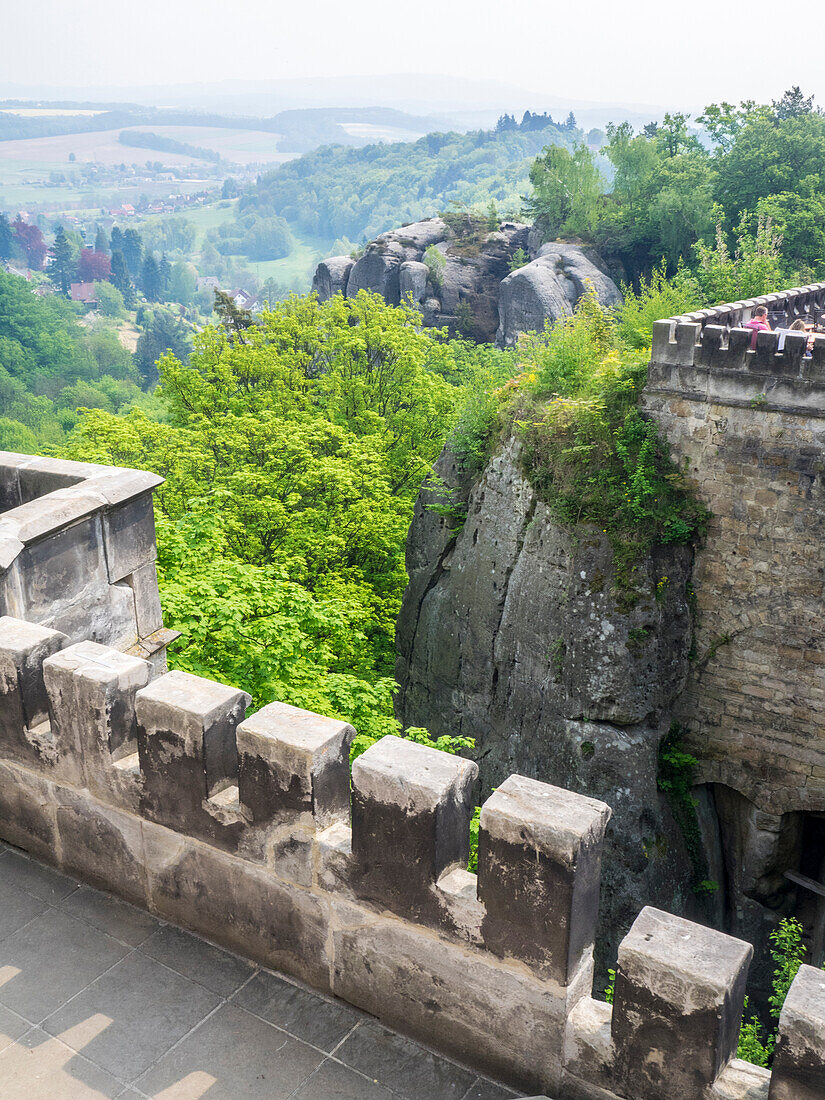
[136,670,250,842]
[55,786,148,907]
[236,700,353,827]
[769,963,825,1100]
[612,906,752,1100]
[330,898,573,1095]
[43,641,150,808]
[102,490,158,582]
[126,561,163,636]
[478,774,610,983]
[350,734,477,922]
[0,616,67,768]
[0,758,57,860]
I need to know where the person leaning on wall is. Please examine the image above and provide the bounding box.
[745,305,772,349]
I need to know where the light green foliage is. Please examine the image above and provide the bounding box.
[524,90,822,283]
[603,968,616,1004]
[656,723,716,897]
[526,144,604,240]
[737,917,817,1067]
[93,281,125,318]
[451,289,707,600]
[445,339,518,474]
[508,247,529,272]
[64,291,459,738]
[222,123,577,255]
[693,217,784,304]
[468,805,481,872]
[617,263,702,348]
[768,915,808,1019]
[0,269,141,448]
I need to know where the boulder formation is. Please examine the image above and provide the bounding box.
[311,218,621,345]
[395,439,710,984]
[496,242,624,347]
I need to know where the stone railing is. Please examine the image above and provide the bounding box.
[0,455,824,1098]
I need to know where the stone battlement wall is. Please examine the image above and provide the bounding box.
[0,462,821,1099]
[645,305,825,821]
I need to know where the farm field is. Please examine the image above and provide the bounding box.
[0,125,292,171]
[0,107,105,116]
[227,231,325,289]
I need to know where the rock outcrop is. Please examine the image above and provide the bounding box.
[496,243,623,347]
[312,218,621,345]
[311,256,354,301]
[396,439,708,983]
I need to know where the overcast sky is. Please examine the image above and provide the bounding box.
[1,0,819,111]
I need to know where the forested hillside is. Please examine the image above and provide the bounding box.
[219,116,580,253]
[528,88,825,282]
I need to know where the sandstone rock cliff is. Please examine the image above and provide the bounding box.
[311,218,621,346]
[396,438,709,981]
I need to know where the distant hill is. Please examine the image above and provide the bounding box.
[217,115,583,259]
[0,103,455,153]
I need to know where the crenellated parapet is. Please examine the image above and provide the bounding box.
[0,609,823,1096]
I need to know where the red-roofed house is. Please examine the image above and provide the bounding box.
[70,282,99,305]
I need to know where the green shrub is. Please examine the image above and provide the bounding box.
[423,244,446,289]
[617,262,702,349]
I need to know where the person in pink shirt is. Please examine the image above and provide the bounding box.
[745,306,772,349]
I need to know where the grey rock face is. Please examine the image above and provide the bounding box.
[311,256,354,302]
[347,245,406,305]
[496,243,623,347]
[399,261,429,304]
[396,438,698,982]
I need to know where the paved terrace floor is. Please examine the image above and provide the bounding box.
[0,840,533,1100]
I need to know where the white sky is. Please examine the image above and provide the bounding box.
[0,0,819,110]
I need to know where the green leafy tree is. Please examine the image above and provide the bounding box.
[121,228,142,277]
[526,144,604,240]
[93,280,126,318]
[0,214,12,262]
[93,225,109,254]
[109,250,134,307]
[63,291,457,733]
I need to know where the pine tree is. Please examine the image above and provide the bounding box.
[0,214,12,262]
[110,250,134,306]
[566,111,577,131]
[110,225,124,257]
[159,254,172,301]
[50,226,74,296]
[140,253,162,302]
[122,228,142,277]
[94,225,109,254]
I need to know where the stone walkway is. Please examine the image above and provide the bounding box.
[0,840,527,1099]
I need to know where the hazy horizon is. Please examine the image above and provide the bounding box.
[1,0,821,116]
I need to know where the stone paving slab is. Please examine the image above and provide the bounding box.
[0,844,528,1099]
